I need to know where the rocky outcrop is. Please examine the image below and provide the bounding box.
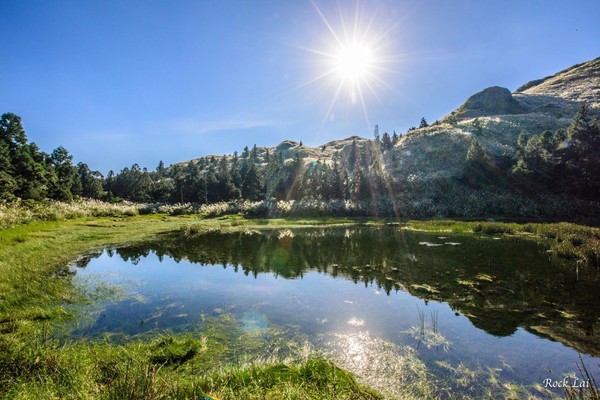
[453,86,528,120]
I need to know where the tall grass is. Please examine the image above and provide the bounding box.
[0,199,142,228]
[564,355,600,400]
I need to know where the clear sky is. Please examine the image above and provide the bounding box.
[1,0,599,173]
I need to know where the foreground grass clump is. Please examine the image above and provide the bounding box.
[0,329,381,400]
[407,220,600,266]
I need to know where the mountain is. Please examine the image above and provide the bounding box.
[3,58,599,218]
[189,56,600,168]
[394,56,600,180]
[127,57,600,219]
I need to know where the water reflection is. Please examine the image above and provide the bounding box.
[70,226,600,397]
[81,226,600,356]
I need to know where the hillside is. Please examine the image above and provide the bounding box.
[151,57,600,219]
[3,57,599,220]
[185,56,600,171]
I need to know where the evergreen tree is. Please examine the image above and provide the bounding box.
[49,146,79,200]
[419,117,428,128]
[241,160,262,200]
[0,113,48,199]
[381,132,393,151]
[562,105,600,197]
[0,139,16,199]
[217,156,241,201]
[251,144,259,162]
[392,131,399,145]
[462,138,496,188]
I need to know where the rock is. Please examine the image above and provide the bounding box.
[453,86,528,119]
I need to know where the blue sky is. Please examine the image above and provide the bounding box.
[1,0,599,173]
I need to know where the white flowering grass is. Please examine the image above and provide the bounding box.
[0,199,142,228]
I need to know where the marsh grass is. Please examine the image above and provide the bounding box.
[564,355,600,400]
[0,319,381,400]
[0,199,143,228]
[407,220,600,267]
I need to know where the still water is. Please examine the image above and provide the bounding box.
[70,226,600,398]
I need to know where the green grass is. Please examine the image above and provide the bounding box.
[0,213,382,399]
[406,219,600,266]
[1,328,380,400]
[2,209,599,398]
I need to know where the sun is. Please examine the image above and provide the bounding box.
[296,1,398,128]
[333,42,375,83]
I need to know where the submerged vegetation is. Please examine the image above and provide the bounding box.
[406,219,600,266]
[0,324,380,400]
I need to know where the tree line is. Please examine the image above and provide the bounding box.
[0,113,102,201]
[1,108,599,209]
[461,105,600,200]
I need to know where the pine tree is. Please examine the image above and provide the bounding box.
[241,161,262,200]
[381,132,393,151]
[419,117,428,128]
[49,146,78,201]
[0,139,16,199]
[462,138,496,187]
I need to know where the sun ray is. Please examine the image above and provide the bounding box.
[356,81,371,129]
[283,1,405,131]
[311,0,344,48]
[320,79,347,131]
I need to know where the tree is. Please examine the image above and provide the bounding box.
[381,132,393,151]
[241,161,262,200]
[419,117,428,128]
[0,139,16,199]
[462,138,496,187]
[216,156,241,201]
[562,105,600,197]
[49,146,79,200]
[472,118,483,135]
[0,113,49,200]
[251,144,259,163]
[77,162,103,199]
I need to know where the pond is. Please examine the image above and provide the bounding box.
[68,226,600,398]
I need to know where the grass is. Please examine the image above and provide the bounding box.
[406,219,600,266]
[564,354,600,400]
[1,204,599,398]
[0,199,143,229]
[0,212,382,399]
[0,328,380,400]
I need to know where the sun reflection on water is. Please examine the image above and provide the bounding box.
[318,330,433,399]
